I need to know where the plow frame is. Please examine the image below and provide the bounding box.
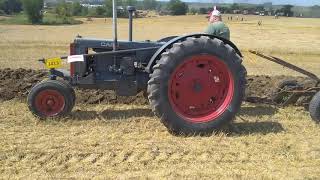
[249,50,320,106]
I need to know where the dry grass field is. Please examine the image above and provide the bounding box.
[0,14,320,179]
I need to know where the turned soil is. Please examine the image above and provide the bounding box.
[0,68,316,106]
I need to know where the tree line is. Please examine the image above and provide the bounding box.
[0,0,188,23]
[1,0,318,24]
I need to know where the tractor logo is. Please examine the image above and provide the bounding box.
[101,42,113,48]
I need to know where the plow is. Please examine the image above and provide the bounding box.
[26,1,320,135]
[249,50,320,121]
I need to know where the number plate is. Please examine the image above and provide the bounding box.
[45,58,62,69]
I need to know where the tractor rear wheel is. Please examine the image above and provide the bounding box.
[27,80,74,119]
[309,91,320,122]
[147,36,246,135]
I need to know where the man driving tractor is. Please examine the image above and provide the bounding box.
[205,6,230,40]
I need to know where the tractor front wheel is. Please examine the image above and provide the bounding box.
[27,80,74,119]
[148,36,246,135]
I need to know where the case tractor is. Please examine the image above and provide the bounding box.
[27,2,247,135]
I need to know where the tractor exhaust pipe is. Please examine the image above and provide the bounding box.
[127,6,136,41]
[112,0,117,51]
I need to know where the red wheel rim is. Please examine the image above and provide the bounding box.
[35,89,65,117]
[168,54,234,123]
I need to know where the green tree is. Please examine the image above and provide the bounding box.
[105,0,112,17]
[255,5,265,12]
[72,2,82,16]
[167,0,188,15]
[55,0,72,17]
[199,7,208,14]
[143,0,157,10]
[282,4,293,17]
[0,0,4,12]
[81,6,88,16]
[96,6,106,16]
[22,0,43,24]
[230,3,240,11]
[0,0,22,14]
[124,0,137,6]
[104,0,140,17]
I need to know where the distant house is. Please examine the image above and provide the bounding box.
[80,4,103,8]
[233,10,241,14]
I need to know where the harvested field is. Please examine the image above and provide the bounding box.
[0,14,320,178]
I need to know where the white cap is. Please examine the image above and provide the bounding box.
[211,6,221,17]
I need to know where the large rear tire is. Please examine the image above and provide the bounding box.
[27,80,74,119]
[147,36,246,135]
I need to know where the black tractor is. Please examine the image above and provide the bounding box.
[28,3,246,135]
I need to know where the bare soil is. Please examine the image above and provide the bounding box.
[0,68,317,106]
[245,75,316,106]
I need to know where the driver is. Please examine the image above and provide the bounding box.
[205,6,230,40]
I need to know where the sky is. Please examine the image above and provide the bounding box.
[181,0,320,6]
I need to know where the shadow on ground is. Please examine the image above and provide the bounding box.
[228,121,284,135]
[69,108,154,121]
[239,105,278,116]
[68,105,284,135]
[230,105,283,135]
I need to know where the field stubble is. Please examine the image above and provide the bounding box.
[1,101,320,179]
[0,15,320,178]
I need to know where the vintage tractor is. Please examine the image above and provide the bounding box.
[27,2,246,135]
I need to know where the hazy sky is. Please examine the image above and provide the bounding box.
[181,0,320,6]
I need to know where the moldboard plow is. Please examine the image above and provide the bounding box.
[250,50,320,122]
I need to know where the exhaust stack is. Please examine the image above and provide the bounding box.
[127,6,136,41]
[112,0,117,51]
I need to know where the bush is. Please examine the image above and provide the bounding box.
[42,16,82,25]
[22,0,43,24]
[189,8,198,15]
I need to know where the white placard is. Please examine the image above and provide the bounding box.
[67,55,84,63]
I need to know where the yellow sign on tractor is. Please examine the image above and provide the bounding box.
[45,58,62,69]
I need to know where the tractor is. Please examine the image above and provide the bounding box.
[27,2,246,135]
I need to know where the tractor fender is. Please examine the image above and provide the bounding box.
[145,33,242,73]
